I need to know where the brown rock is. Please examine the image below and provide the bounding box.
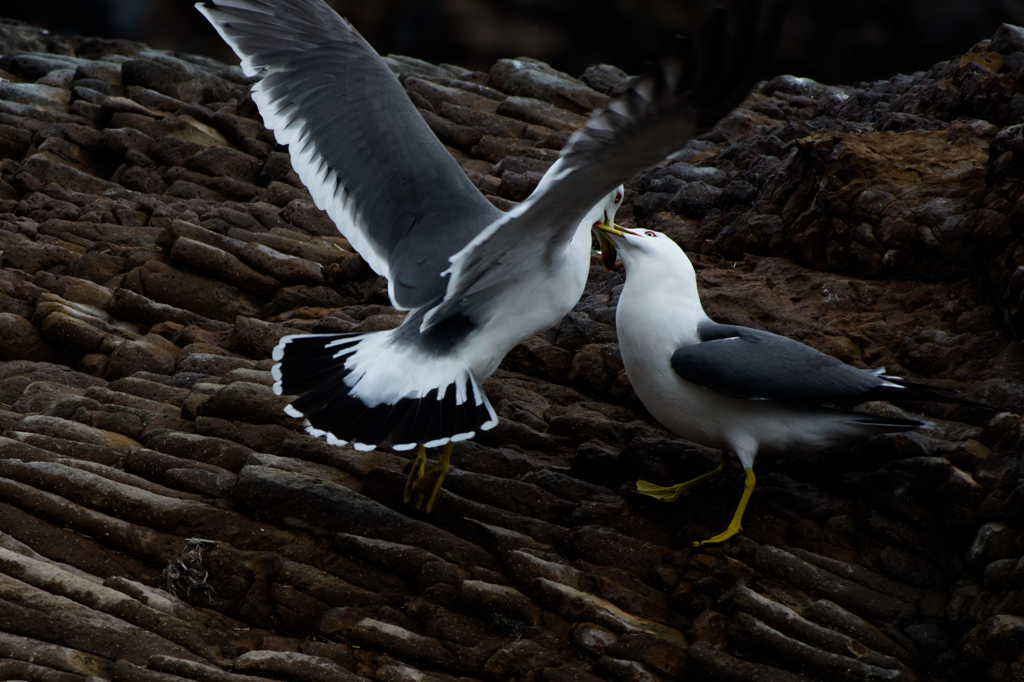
[233,650,361,682]
[239,242,324,287]
[122,260,262,323]
[120,55,242,105]
[0,313,74,364]
[482,639,566,680]
[0,238,79,274]
[39,311,109,354]
[503,337,573,383]
[418,108,483,152]
[279,199,337,236]
[495,96,587,131]
[403,77,500,113]
[170,237,281,295]
[105,334,181,380]
[194,380,293,426]
[21,155,121,195]
[490,58,611,113]
[0,123,32,161]
[71,250,127,284]
[185,146,261,184]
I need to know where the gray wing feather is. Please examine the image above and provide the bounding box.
[197,0,501,310]
[671,322,884,401]
[427,2,783,326]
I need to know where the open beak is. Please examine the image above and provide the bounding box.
[592,219,628,271]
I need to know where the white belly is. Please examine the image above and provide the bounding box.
[462,228,590,379]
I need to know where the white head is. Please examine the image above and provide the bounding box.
[585,184,624,236]
[601,185,625,225]
[595,225,700,300]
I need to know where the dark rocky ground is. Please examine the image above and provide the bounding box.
[0,15,1023,682]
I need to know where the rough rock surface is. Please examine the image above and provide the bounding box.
[1,17,1023,682]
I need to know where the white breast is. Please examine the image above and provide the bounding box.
[462,221,592,379]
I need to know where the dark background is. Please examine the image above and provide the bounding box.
[0,0,1021,85]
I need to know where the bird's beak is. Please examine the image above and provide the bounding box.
[592,219,628,271]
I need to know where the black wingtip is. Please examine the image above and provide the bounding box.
[864,380,998,412]
[629,0,785,127]
[686,0,786,116]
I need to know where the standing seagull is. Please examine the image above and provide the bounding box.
[595,225,984,544]
[198,0,782,511]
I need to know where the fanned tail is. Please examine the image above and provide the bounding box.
[272,331,497,451]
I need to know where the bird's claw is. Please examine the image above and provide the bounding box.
[693,521,743,546]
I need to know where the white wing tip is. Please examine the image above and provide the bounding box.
[272,335,299,362]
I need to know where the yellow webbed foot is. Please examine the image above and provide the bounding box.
[634,455,729,503]
[635,479,689,502]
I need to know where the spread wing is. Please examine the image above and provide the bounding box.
[424,0,785,328]
[198,0,501,311]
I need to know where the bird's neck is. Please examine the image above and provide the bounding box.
[617,267,707,348]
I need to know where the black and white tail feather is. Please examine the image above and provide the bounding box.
[273,332,497,451]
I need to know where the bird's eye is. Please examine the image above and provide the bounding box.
[644,231,656,237]
[615,192,623,204]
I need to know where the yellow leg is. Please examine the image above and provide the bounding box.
[403,442,453,513]
[403,445,428,504]
[635,451,729,502]
[695,467,756,546]
[423,441,453,513]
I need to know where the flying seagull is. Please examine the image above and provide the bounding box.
[595,224,987,544]
[198,0,783,511]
